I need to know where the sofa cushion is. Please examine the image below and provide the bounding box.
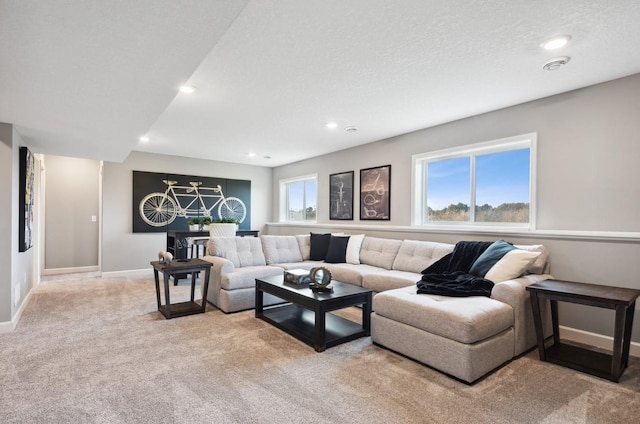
[470,240,540,283]
[309,233,332,260]
[345,234,365,264]
[325,235,350,263]
[392,240,454,273]
[260,235,303,264]
[362,270,422,292]
[373,285,514,344]
[296,235,311,260]
[359,237,402,270]
[515,244,549,274]
[208,236,266,268]
[221,265,282,290]
[322,263,383,287]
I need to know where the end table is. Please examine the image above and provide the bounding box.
[527,279,639,382]
[151,258,212,319]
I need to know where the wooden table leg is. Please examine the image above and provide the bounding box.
[622,302,636,368]
[163,271,172,318]
[314,304,327,352]
[529,291,547,360]
[153,269,161,310]
[611,305,627,381]
[362,293,372,335]
[255,281,264,317]
[550,299,560,345]
[190,270,196,302]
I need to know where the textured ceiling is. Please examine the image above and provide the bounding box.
[2,1,640,166]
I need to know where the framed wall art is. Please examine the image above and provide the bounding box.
[132,171,251,232]
[360,164,391,220]
[329,171,354,220]
[19,146,35,252]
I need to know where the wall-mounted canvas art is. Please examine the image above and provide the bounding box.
[19,147,35,252]
[360,164,391,220]
[329,171,354,220]
[132,171,251,232]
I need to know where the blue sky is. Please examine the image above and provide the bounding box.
[289,180,317,211]
[427,149,530,210]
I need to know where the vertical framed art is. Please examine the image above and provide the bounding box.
[329,171,354,220]
[360,164,391,220]
[19,146,35,252]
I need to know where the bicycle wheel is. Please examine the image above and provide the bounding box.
[218,197,246,223]
[139,193,178,226]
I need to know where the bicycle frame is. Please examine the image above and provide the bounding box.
[163,181,224,218]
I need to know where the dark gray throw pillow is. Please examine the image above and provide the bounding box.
[309,233,332,261]
[468,239,515,277]
[324,235,351,263]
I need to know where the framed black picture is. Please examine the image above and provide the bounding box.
[132,171,251,232]
[329,171,354,220]
[19,147,35,252]
[360,164,391,220]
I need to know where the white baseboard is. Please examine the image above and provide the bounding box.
[0,289,34,334]
[41,265,99,276]
[560,325,640,358]
[100,269,153,279]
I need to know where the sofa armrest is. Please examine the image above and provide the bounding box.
[201,255,235,300]
[491,273,553,356]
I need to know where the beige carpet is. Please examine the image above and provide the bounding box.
[1,274,639,424]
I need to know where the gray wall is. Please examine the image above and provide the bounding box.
[0,123,37,325]
[270,73,640,342]
[0,123,13,323]
[43,155,100,270]
[102,151,272,272]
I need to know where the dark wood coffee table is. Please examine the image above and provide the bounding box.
[255,275,372,352]
[527,279,640,382]
[151,259,212,319]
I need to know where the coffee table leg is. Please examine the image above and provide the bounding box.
[314,305,326,352]
[362,293,372,335]
[255,280,264,317]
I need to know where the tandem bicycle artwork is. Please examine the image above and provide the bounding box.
[132,171,251,232]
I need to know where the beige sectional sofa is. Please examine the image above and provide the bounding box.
[202,234,551,383]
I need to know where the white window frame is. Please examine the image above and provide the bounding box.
[279,173,318,223]
[412,133,537,231]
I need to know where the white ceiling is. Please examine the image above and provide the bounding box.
[2,0,640,167]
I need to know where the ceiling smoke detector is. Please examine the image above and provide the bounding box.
[543,56,570,71]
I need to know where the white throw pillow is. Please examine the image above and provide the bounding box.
[485,249,541,283]
[346,234,365,264]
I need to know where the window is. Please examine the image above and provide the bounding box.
[412,133,536,228]
[280,174,318,222]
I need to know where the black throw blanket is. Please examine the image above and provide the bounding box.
[416,241,495,297]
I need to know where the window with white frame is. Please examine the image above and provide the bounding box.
[280,174,318,222]
[412,133,536,228]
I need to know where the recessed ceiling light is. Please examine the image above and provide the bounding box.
[326,122,338,129]
[248,152,256,157]
[139,136,149,143]
[345,126,358,133]
[542,35,571,50]
[179,85,196,94]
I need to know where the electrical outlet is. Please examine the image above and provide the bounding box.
[91,215,97,222]
[14,286,20,306]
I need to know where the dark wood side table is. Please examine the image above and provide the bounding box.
[151,258,213,319]
[527,279,640,382]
